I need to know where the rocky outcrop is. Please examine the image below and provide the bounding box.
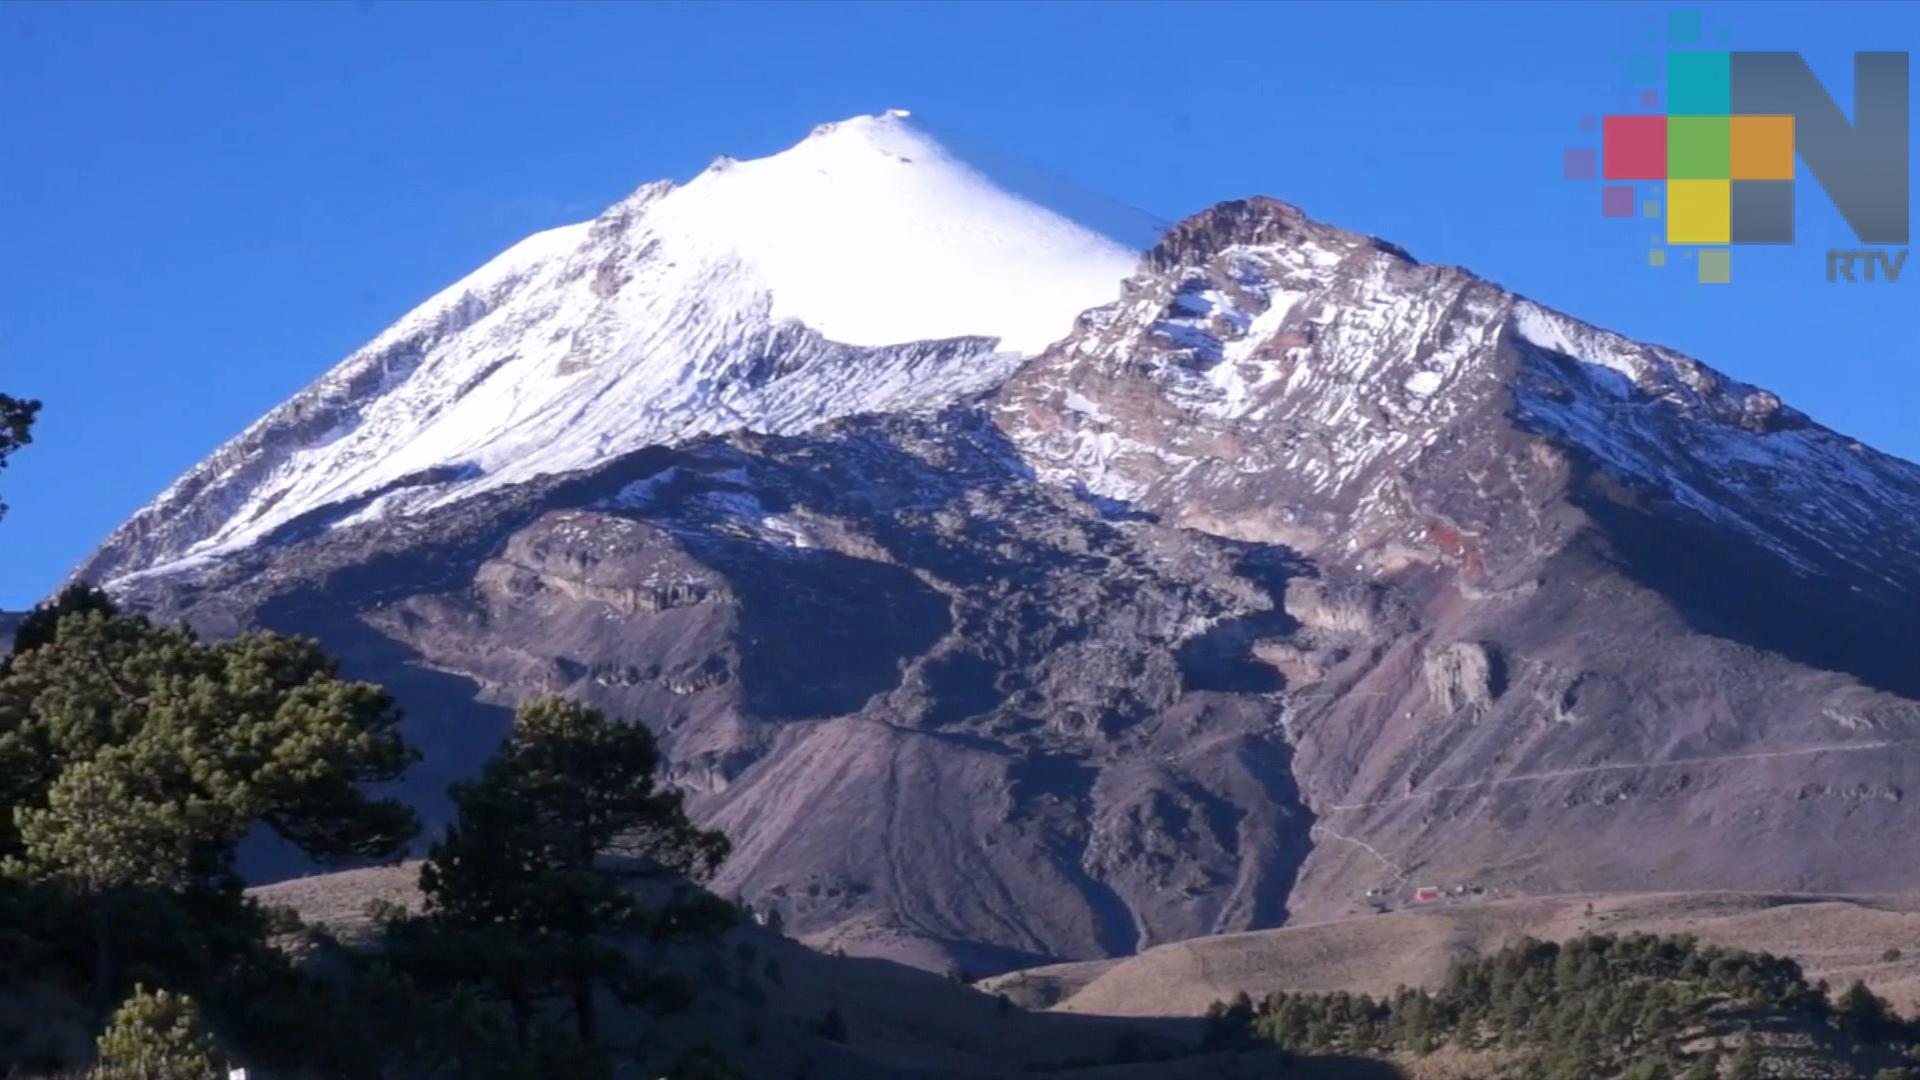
[1422,642,1504,717]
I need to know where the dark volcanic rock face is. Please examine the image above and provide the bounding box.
[109,411,1316,974]
[84,194,1920,973]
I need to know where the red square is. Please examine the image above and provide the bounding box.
[1604,115,1667,180]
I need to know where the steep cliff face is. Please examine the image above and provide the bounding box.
[76,140,1920,975]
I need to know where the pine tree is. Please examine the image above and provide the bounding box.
[0,611,419,1009]
[0,392,38,523]
[1681,1049,1722,1080]
[1622,1056,1674,1080]
[1841,979,1892,1040]
[7,582,117,658]
[815,1005,849,1044]
[1727,1037,1763,1080]
[1639,982,1681,1050]
[93,985,223,1080]
[1205,992,1256,1048]
[1,613,418,869]
[417,696,731,1045]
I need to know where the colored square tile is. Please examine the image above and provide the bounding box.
[1580,115,1597,132]
[1667,51,1730,114]
[1667,179,1730,244]
[1698,248,1731,283]
[1603,185,1635,217]
[1626,54,1660,86]
[1564,147,1597,180]
[1650,248,1667,267]
[1731,180,1794,244]
[1668,115,1731,179]
[1731,115,1794,179]
[1604,115,1667,180]
[1669,10,1702,45]
[1640,89,1659,108]
[1644,199,1662,218]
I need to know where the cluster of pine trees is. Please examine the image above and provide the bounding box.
[1,397,747,1079]
[1,581,742,1079]
[1207,932,1920,1079]
[0,581,422,1073]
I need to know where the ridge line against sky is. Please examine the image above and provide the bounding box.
[2,0,1916,606]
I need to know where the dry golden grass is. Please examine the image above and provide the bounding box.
[988,890,1920,1019]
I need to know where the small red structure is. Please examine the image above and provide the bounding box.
[1411,886,1443,904]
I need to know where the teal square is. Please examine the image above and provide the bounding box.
[1625,54,1660,86]
[1668,10,1701,46]
[1667,51,1730,113]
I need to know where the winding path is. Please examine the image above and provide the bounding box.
[1317,737,1920,814]
[1308,823,1409,879]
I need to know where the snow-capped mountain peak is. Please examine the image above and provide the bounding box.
[82,111,1158,587]
[654,108,1151,352]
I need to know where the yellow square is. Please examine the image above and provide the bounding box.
[1667,179,1730,244]
[1731,115,1794,180]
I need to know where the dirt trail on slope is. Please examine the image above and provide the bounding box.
[1317,738,1920,813]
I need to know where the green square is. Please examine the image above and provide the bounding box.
[1698,248,1731,283]
[1643,199,1662,218]
[1650,248,1667,267]
[1667,51,1730,113]
[1668,116,1730,179]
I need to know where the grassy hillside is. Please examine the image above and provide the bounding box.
[247,865,1377,1078]
[985,891,1920,1020]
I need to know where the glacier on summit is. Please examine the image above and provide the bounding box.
[85,110,1159,587]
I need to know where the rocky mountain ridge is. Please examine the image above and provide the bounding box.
[69,119,1920,976]
[997,194,1920,927]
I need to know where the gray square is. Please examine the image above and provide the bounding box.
[1731,180,1794,245]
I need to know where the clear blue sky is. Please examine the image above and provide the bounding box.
[1,1,1914,607]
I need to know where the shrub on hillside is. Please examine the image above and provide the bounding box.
[92,986,222,1080]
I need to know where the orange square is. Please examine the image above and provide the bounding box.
[1732,115,1794,180]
